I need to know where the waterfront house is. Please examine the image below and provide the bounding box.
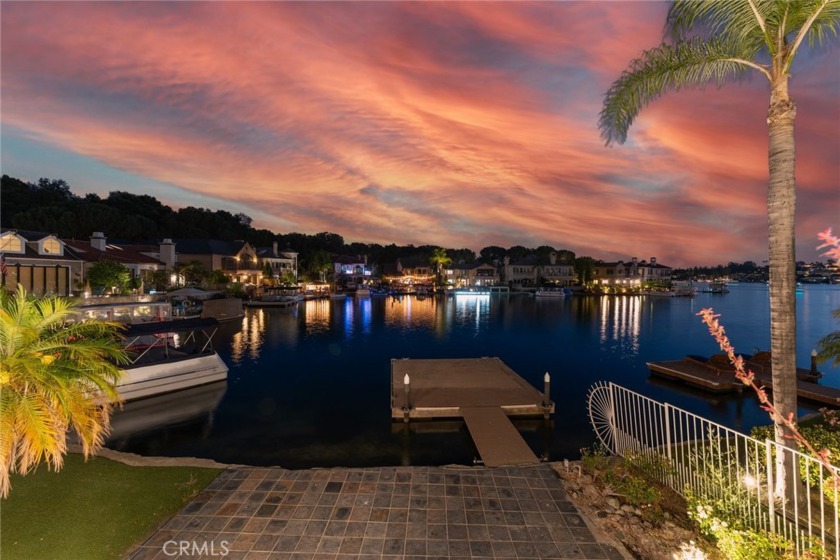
[332,254,372,287]
[175,239,261,285]
[0,228,82,296]
[383,257,434,288]
[503,252,576,287]
[63,232,166,289]
[593,257,671,286]
[256,242,299,283]
[444,261,501,288]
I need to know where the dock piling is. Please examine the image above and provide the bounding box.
[403,373,411,423]
[543,372,551,419]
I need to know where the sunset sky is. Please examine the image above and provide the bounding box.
[1,2,837,267]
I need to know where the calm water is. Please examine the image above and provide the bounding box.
[107,284,840,467]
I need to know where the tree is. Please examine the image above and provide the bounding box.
[306,250,333,283]
[429,247,452,274]
[479,246,507,263]
[87,260,132,294]
[0,287,128,496]
[599,0,839,452]
[206,270,230,290]
[262,261,274,285]
[574,256,597,285]
[174,260,209,287]
[147,270,170,291]
[429,247,452,286]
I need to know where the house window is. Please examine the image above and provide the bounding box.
[0,233,24,253]
[41,237,63,256]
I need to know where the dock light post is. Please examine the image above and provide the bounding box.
[543,372,551,419]
[403,373,411,423]
[811,349,818,376]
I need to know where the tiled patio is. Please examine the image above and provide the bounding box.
[127,463,624,559]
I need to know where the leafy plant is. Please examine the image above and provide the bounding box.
[0,287,129,496]
[685,432,827,559]
[87,260,131,294]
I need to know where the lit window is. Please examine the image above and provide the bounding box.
[1,233,24,253]
[41,237,63,255]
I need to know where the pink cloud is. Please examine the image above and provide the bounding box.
[1,1,837,267]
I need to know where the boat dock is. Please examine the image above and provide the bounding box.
[648,358,840,406]
[390,357,553,466]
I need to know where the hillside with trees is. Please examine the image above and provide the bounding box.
[1,175,580,280]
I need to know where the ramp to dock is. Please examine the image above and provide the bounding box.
[391,357,551,467]
[461,407,539,467]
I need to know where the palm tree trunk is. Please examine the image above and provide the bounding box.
[767,73,798,494]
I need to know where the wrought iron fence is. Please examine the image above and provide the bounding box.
[587,381,839,558]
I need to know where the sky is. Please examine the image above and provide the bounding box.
[1,2,838,267]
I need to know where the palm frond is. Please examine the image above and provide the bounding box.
[802,0,840,48]
[668,0,773,52]
[0,287,127,496]
[599,37,758,145]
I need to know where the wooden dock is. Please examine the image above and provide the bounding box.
[390,357,552,467]
[648,358,840,406]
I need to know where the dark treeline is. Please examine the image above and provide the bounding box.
[0,176,580,275]
[671,262,764,281]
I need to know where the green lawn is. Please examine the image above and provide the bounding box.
[0,453,221,560]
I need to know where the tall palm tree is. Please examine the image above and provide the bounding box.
[0,287,128,497]
[429,248,453,287]
[600,0,839,452]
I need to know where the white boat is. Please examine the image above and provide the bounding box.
[116,318,228,402]
[534,288,570,298]
[330,292,349,299]
[355,287,371,297]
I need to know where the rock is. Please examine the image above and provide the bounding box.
[606,497,621,509]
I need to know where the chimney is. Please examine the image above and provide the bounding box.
[651,257,657,265]
[632,257,637,264]
[550,252,557,265]
[160,238,176,270]
[273,241,278,256]
[91,232,106,251]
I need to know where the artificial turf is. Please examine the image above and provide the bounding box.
[0,453,221,560]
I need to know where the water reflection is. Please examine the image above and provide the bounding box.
[301,299,330,334]
[384,295,438,331]
[231,309,266,363]
[599,295,642,355]
[454,294,490,335]
[107,380,227,448]
[111,286,839,468]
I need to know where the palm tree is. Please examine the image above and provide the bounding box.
[600,0,839,452]
[0,287,128,497]
[429,248,453,286]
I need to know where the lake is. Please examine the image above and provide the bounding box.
[106,284,840,467]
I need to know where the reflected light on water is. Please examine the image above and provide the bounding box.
[384,296,438,330]
[454,294,490,335]
[359,297,372,335]
[231,309,266,363]
[303,299,330,334]
[599,295,641,354]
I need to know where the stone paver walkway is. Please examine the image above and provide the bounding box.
[127,463,624,559]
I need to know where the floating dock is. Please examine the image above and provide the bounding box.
[648,357,840,406]
[390,357,553,467]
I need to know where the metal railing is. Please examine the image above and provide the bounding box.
[588,381,839,558]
